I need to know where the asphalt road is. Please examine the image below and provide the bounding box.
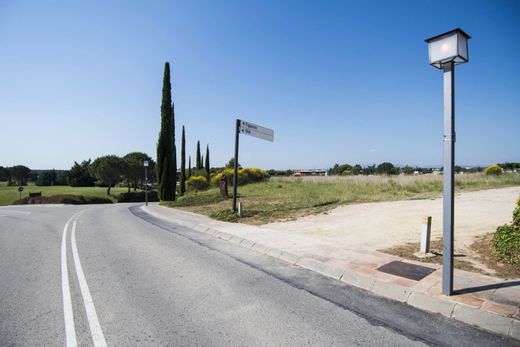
[0,203,518,347]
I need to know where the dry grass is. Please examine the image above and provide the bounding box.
[164,173,520,225]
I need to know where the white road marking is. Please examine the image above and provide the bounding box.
[71,220,108,347]
[61,214,79,347]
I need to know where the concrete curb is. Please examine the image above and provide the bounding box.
[141,206,520,341]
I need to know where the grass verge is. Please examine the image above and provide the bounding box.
[0,185,130,205]
[163,173,520,225]
[13,194,113,205]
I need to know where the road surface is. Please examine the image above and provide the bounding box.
[0,203,517,346]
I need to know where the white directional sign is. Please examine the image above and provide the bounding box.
[238,120,274,142]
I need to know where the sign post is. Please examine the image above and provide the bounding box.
[18,186,24,201]
[232,119,274,212]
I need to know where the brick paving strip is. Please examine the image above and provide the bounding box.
[142,202,520,340]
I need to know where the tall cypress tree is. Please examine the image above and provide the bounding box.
[188,156,192,178]
[172,101,177,201]
[205,144,210,179]
[156,62,175,200]
[196,141,202,169]
[180,126,186,195]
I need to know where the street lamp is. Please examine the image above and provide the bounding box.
[425,28,470,296]
[144,160,149,206]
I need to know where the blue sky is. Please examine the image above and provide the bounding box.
[0,0,518,170]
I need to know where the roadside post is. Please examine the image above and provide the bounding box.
[232,119,274,212]
[144,160,149,206]
[426,28,470,295]
[420,216,432,254]
[18,186,23,200]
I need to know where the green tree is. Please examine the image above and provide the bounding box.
[196,141,202,169]
[69,160,96,187]
[0,166,11,182]
[36,169,57,186]
[401,165,415,175]
[156,62,176,200]
[188,156,192,178]
[90,155,127,195]
[9,165,31,186]
[180,126,186,195]
[376,162,397,175]
[226,158,240,169]
[123,152,153,191]
[205,144,210,179]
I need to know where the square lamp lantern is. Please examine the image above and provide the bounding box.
[425,28,470,69]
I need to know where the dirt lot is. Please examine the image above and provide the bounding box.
[262,186,520,275]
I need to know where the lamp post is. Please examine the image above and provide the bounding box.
[144,160,149,206]
[425,28,470,296]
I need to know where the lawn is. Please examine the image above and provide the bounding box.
[163,173,520,225]
[0,184,130,206]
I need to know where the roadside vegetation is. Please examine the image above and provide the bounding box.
[162,173,520,225]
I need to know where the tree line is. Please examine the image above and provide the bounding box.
[327,162,520,176]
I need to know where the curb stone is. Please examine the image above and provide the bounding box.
[452,304,513,336]
[372,281,412,303]
[407,292,455,318]
[296,257,344,280]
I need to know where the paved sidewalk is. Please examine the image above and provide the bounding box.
[142,203,520,340]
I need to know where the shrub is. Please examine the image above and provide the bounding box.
[211,168,269,187]
[484,164,503,175]
[13,195,113,205]
[117,191,159,203]
[493,195,520,266]
[186,175,209,191]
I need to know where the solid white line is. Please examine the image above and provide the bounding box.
[61,214,79,347]
[71,220,108,347]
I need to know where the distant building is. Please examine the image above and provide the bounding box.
[292,169,327,177]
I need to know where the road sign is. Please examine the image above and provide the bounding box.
[18,186,23,192]
[239,120,274,142]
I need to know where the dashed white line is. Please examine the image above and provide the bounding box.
[71,219,107,347]
[61,214,79,347]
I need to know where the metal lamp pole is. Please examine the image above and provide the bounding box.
[442,61,455,295]
[144,160,149,206]
[425,28,470,296]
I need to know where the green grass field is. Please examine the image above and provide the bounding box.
[0,185,130,206]
[163,173,520,225]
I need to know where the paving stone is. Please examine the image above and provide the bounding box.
[263,246,283,259]
[452,304,512,336]
[407,292,455,317]
[372,280,412,303]
[450,294,484,308]
[480,300,517,317]
[295,257,343,280]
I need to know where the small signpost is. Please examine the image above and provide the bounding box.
[232,119,274,212]
[18,186,24,200]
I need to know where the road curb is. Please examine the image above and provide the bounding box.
[141,205,520,341]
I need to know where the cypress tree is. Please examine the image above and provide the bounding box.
[172,101,177,201]
[156,62,175,200]
[196,141,202,169]
[205,144,210,179]
[180,126,186,195]
[188,156,192,178]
